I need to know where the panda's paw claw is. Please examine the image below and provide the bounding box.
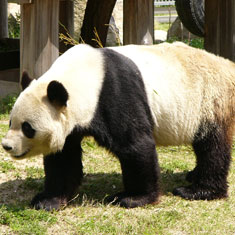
[31,192,67,211]
[173,185,227,200]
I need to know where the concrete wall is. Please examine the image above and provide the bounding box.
[0,69,20,98]
[0,80,20,98]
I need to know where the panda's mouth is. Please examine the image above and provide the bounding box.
[13,149,30,159]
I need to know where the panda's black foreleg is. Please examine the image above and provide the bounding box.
[31,131,83,211]
[107,136,160,208]
[173,122,232,200]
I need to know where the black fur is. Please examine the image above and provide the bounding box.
[173,121,231,200]
[22,121,35,139]
[32,48,160,210]
[31,131,83,211]
[47,81,69,107]
[21,71,33,90]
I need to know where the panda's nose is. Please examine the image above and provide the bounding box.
[1,143,12,152]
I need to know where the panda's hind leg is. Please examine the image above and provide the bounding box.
[173,122,232,200]
[31,131,83,211]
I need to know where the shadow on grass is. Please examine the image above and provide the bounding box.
[0,170,190,208]
[0,177,44,209]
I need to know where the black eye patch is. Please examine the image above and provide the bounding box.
[22,122,35,138]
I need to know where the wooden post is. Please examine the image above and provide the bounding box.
[20,0,59,79]
[59,0,74,53]
[0,0,9,38]
[204,0,235,61]
[123,0,154,45]
[80,0,117,47]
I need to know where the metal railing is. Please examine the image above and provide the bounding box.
[155,0,175,6]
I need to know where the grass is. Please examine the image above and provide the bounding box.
[155,22,171,31]
[0,118,234,234]
[0,94,18,120]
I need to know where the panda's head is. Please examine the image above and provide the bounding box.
[1,72,70,160]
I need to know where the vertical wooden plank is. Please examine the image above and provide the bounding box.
[205,0,235,61]
[20,0,59,79]
[222,1,235,60]
[123,0,154,45]
[59,0,74,53]
[0,0,8,38]
[204,0,219,54]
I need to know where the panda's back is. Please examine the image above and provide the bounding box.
[112,43,235,146]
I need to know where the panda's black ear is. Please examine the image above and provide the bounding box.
[47,80,69,107]
[21,71,34,90]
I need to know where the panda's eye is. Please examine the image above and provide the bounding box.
[22,121,35,138]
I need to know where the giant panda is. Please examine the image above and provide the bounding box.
[1,42,235,210]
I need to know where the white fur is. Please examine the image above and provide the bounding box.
[111,44,201,145]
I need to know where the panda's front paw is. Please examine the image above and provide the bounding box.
[31,192,67,211]
[107,191,158,208]
[173,185,227,200]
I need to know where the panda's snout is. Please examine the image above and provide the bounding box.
[2,143,13,151]
[1,138,13,152]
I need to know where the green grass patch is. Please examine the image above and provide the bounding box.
[0,161,16,173]
[0,205,57,234]
[0,94,18,119]
[0,124,8,140]
[25,166,44,178]
[22,167,45,191]
[167,37,204,49]
[0,114,9,121]
[155,22,171,31]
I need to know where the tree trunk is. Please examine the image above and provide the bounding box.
[0,0,8,38]
[123,0,154,45]
[59,0,74,53]
[204,0,235,61]
[80,0,117,47]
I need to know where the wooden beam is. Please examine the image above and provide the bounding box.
[205,0,235,61]
[0,0,8,38]
[20,0,59,79]
[123,0,154,45]
[8,0,32,4]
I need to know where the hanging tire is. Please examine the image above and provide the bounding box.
[175,0,205,37]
